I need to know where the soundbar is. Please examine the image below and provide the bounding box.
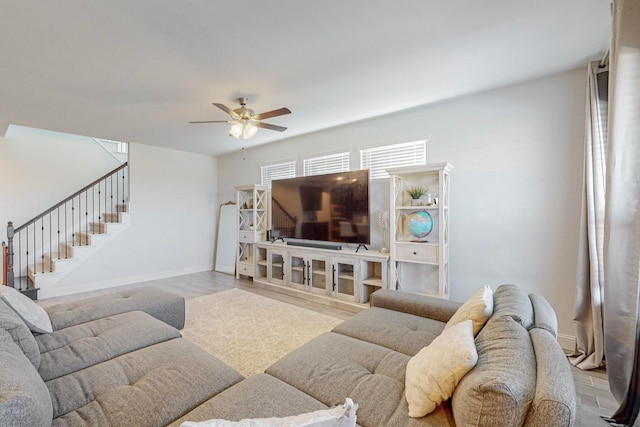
[286,241,342,251]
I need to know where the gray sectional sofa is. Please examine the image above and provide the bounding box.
[0,284,576,426]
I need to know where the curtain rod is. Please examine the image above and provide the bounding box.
[599,49,610,69]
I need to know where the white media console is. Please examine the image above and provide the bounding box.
[251,242,389,309]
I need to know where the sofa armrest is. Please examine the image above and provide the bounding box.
[524,328,576,426]
[370,289,461,323]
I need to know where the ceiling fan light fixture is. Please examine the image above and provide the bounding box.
[243,122,258,139]
[230,120,258,139]
[229,122,243,138]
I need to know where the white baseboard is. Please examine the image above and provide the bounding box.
[557,333,576,352]
[42,264,213,299]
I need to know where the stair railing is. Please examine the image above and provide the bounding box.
[6,162,128,289]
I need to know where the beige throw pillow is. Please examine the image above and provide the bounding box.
[405,319,478,418]
[444,284,493,336]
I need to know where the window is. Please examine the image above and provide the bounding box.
[303,151,350,176]
[94,138,129,154]
[360,140,426,179]
[261,160,296,187]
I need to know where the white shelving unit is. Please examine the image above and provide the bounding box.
[387,162,452,298]
[235,185,268,279]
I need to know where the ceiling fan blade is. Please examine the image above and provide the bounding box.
[255,122,287,132]
[189,120,230,124]
[212,103,240,119]
[254,107,291,120]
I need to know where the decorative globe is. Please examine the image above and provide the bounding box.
[406,211,433,239]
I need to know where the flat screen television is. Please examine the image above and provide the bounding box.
[271,169,370,245]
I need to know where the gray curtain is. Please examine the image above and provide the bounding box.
[603,0,640,413]
[572,1,640,424]
[571,61,608,371]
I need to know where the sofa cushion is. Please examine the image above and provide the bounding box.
[444,284,493,336]
[168,374,330,426]
[266,332,455,427]
[0,298,41,369]
[332,307,446,356]
[36,310,182,381]
[0,285,52,333]
[0,328,53,427]
[48,338,244,426]
[181,398,357,427]
[492,284,534,329]
[451,315,536,427]
[45,287,185,330]
[528,293,558,338]
[524,328,576,427]
[406,320,478,418]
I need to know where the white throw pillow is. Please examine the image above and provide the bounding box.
[0,286,52,333]
[405,319,478,418]
[444,284,493,336]
[181,398,358,427]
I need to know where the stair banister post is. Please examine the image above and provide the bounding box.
[2,241,6,285]
[7,221,14,288]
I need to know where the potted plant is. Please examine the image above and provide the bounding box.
[406,186,429,206]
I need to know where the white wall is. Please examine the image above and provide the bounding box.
[1,131,218,294]
[0,125,121,244]
[53,143,218,293]
[216,68,586,341]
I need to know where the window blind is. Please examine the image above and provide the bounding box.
[261,160,296,187]
[360,140,426,179]
[303,152,350,176]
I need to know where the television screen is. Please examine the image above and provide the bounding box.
[271,170,370,245]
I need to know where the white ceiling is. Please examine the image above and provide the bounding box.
[0,1,611,157]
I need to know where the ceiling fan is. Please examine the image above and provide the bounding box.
[190,97,291,139]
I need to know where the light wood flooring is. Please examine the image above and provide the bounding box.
[39,270,617,426]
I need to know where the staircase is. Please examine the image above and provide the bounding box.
[6,163,129,299]
[25,204,130,295]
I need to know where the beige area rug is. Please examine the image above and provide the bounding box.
[181,288,343,377]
